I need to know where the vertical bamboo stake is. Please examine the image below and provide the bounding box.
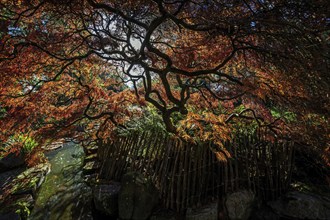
[211,145,216,200]
[152,133,166,180]
[191,142,198,206]
[182,140,190,210]
[145,131,160,178]
[202,143,212,202]
[176,140,184,211]
[113,135,130,178]
[161,138,174,208]
[234,139,239,190]
[168,138,179,209]
[116,135,132,178]
[246,133,251,191]
[287,141,294,191]
[201,143,209,204]
[138,131,154,173]
[186,142,193,207]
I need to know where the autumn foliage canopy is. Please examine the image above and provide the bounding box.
[0,0,329,158]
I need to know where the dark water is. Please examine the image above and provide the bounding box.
[29,141,93,220]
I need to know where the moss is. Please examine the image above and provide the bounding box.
[15,200,31,219]
[0,194,34,220]
[83,161,100,175]
[3,163,49,199]
[291,182,330,197]
[85,153,97,161]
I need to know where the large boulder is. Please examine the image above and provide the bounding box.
[118,172,159,220]
[150,209,176,220]
[10,163,50,197]
[93,182,121,217]
[249,204,280,220]
[186,202,218,220]
[268,191,330,220]
[225,190,256,220]
[0,163,50,220]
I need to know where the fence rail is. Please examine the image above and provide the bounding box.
[97,128,294,211]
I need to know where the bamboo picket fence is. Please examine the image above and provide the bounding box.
[97,128,294,211]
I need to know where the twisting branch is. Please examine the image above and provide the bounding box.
[225,108,264,125]
[0,60,74,98]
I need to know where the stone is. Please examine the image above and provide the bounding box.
[41,142,63,151]
[268,191,330,220]
[225,190,255,220]
[150,209,176,220]
[84,145,98,155]
[0,152,25,172]
[150,216,176,220]
[118,172,159,220]
[84,173,98,186]
[250,204,279,220]
[186,202,218,220]
[29,143,93,220]
[83,161,101,175]
[11,163,50,197]
[0,167,25,195]
[84,153,98,163]
[71,185,94,220]
[93,182,121,217]
[0,163,49,220]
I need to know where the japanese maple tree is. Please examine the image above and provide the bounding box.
[0,0,329,155]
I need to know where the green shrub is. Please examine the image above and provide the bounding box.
[3,134,39,155]
[117,105,168,136]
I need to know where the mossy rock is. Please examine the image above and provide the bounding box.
[225,190,256,220]
[84,173,98,186]
[10,163,50,197]
[84,145,98,155]
[83,161,101,175]
[0,194,34,220]
[118,172,159,220]
[93,183,121,217]
[84,153,98,163]
[268,191,330,220]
